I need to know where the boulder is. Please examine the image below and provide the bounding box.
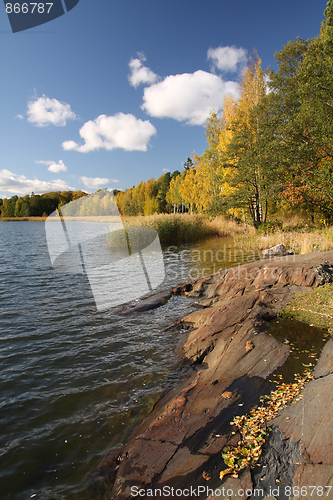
[262,243,286,258]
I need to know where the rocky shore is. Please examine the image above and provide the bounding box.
[99,251,333,500]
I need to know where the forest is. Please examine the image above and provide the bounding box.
[0,190,87,218]
[1,1,332,228]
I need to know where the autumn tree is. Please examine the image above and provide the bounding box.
[166,172,184,213]
[263,1,333,220]
[178,167,199,214]
[224,54,277,227]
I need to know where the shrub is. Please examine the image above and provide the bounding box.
[257,221,282,235]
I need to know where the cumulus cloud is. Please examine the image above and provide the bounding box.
[141,70,239,125]
[128,54,159,88]
[207,46,247,73]
[0,169,73,195]
[27,95,77,127]
[15,114,24,120]
[36,159,68,173]
[80,176,116,190]
[62,113,157,153]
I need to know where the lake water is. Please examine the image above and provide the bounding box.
[0,222,257,500]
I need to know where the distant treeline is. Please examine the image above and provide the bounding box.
[0,191,87,218]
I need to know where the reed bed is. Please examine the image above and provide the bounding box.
[121,214,251,245]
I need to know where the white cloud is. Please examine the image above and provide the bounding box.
[15,114,24,120]
[128,54,159,88]
[0,169,73,195]
[162,168,170,173]
[36,159,68,173]
[80,176,114,190]
[27,95,77,127]
[62,113,157,153]
[207,46,247,73]
[141,70,239,125]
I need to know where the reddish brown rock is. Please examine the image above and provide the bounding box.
[104,251,333,500]
[293,464,333,494]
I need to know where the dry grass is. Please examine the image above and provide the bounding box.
[206,217,254,238]
[121,214,251,244]
[234,229,333,255]
[120,214,333,252]
[276,214,313,231]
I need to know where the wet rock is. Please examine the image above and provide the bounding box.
[251,427,302,500]
[116,291,171,315]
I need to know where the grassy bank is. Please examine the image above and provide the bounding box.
[280,283,333,334]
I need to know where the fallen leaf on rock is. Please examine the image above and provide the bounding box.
[246,340,255,353]
[203,471,211,481]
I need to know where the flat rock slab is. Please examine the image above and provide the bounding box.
[272,373,333,465]
[312,339,333,378]
[105,251,333,499]
[292,465,333,499]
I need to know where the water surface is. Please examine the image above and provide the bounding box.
[0,223,257,500]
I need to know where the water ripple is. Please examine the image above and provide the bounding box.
[0,222,201,500]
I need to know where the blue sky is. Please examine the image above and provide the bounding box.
[0,0,328,199]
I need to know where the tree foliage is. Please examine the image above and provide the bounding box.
[0,191,87,218]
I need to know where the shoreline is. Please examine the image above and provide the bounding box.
[0,217,48,222]
[96,251,333,499]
